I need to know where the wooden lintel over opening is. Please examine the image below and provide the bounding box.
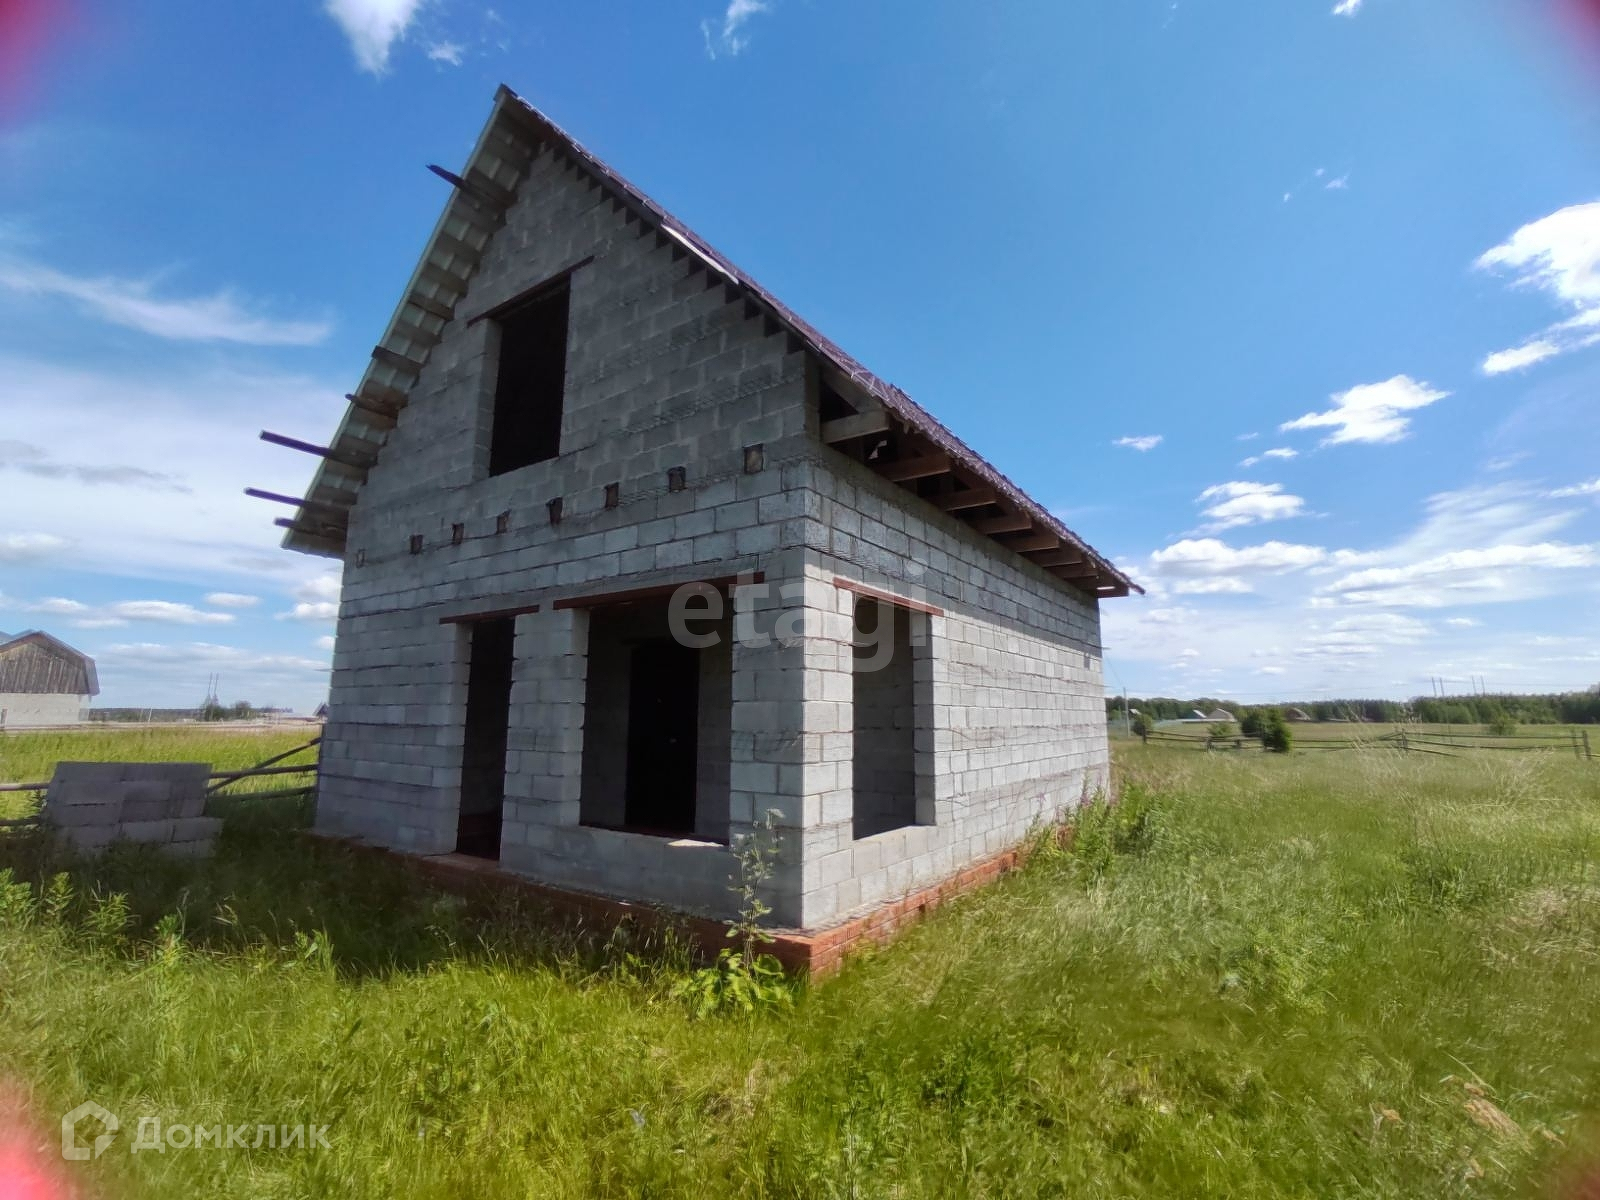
[876,452,952,484]
[831,577,943,617]
[552,573,765,611]
[821,409,892,444]
[971,512,1033,535]
[1096,582,1131,598]
[370,345,425,376]
[439,603,541,625]
[939,487,997,512]
[260,430,377,471]
[465,256,595,325]
[1007,533,1061,554]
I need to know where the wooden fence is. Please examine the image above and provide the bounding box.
[1143,727,1594,760]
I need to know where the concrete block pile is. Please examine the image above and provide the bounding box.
[43,762,222,857]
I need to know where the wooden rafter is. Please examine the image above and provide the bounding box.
[876,452,952,483]
[970,512,1033,535]
[939,487,997,512]
[260,431,376,471]
[821,410,892,444]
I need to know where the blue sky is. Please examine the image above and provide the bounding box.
[2,0,1598,710]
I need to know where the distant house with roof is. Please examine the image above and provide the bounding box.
[0,631,99,728]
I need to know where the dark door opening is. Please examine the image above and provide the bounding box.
[457,617,515,859]
[623,639,700,836]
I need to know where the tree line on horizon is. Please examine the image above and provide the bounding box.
[1106,687,1600,726]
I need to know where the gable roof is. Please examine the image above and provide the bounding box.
[0,630,99,696]
[274,86,1138,600]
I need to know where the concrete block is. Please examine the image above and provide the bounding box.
[120,819,176,844]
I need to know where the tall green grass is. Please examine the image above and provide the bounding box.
[1,744,1596,1197]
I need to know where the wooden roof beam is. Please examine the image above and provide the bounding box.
[971,512,1033,535]
[1007,532,1061,554]
[876,452,951,484]
[1031,547,1087,569]
[821,409,892,444]
[260,431,377,471]
[939,487,997,512]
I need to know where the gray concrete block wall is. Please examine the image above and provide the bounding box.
[315,130,1111,933]
[784,452,1109,928]
[316,139,811,883]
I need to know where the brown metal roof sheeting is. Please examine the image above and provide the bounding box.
[0,631,99,696]
[282,85,1138,596]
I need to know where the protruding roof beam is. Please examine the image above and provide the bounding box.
[260,430,377,471]
[821,409,892,444]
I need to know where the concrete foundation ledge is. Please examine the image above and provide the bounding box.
[299,825,1071,977]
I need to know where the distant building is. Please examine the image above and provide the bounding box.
[0,631,99,728]
[1286,707,1313,722]
[1204,708,1236,723]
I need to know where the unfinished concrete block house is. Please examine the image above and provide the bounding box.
[275,86,1137,932]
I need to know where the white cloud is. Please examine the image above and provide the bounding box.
[1149,538,1329,577]
[323,0,425,74]
[0,354,344,592]
[0,260,330,345]
[426,40,464,65]
[8,595,237,629]
[277,578,342,623]
[278,602,339,623]
[1325,173,1350,190]
[315,635,337,651]
[1481,340,1561,376]
[1114,435,1163,452]
[295,575,342,603]
[701,0,771,58]
[1280,375,1449,446]
[1239,448,1296,468]
[1476,202,1600,374]
[1173,577,1254,595]
[1550,478,1600,498]
[1197,481,1307,531]
[0,439,189,491]
[204,592,259,609]
[0,532,67,563]
[1332,0,1363,15]
[1317,543,1598,608]
[1445,617,1482,628]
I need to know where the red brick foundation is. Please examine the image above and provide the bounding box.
[303,829,1064,977]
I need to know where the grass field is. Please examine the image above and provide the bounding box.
[1,738,1597,1197]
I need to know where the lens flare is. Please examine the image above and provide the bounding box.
[0,0,73,120]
